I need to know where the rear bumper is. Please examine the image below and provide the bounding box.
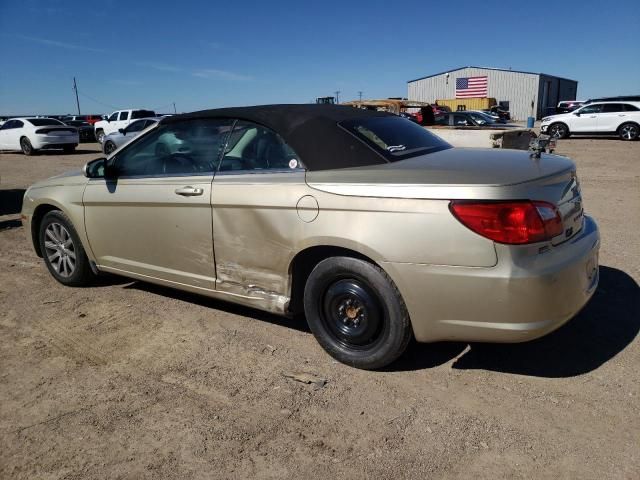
[32,134,79,149]
[383,215,600,343]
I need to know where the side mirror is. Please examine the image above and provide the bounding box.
[83,158,106,178]
[573,112,581,116]
[119,128,125,135]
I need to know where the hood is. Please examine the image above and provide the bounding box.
[30,169,87,188]
[306,148,575,199]
[542,112,571,122]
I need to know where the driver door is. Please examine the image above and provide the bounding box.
[83,118,234,290]
[570,104,601,132]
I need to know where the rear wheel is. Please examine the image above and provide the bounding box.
[303,257,412,370]
[39,211,96,286]
[548,123,569,139]
[20,137,36,155]
[618,123,639,141]
[103,141,117,155]
[63,145,76,154]
[96,129,105,144]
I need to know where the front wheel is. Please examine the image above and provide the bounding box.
[63,145,76,154]
[548,123,569,139]
[39,210,96,287]
[618,123,639,141]
[95,129,105,144]
[303,257,412,370]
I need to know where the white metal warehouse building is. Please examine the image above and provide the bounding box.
[407,66,579,120]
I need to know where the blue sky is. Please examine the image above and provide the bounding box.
[1,0,638,115]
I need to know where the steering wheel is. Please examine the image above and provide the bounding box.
[162,153,200,175]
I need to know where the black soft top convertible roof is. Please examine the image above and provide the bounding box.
[162,104,394,171]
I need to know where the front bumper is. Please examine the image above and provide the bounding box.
[383,215,600,343]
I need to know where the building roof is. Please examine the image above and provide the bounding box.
[407,66,577,84]
[163,104,393,171]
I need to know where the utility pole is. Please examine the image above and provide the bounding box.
[358,91,363,101]
[334,90,341,104]
[73,77,81,115]
[173,102,177,114]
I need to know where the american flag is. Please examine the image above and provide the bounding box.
[455,76,488,98]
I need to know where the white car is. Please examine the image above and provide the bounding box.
[0,117,79,155]
[94,109,156,143]
[541,101,640,140]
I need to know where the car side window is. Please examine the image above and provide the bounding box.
[453,114,470,126]
[125,120,147,133]
[218,121,302,172]
[579,104,602,114]
[602,104,623,113]
[113,118,234,177]
[623,104,639,112]
[0,120,15,130]
[109,112,119,122]
[119,111,130,121]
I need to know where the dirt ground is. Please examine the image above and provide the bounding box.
[1,140,639,479]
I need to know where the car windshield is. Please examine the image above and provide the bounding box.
[340,116,451,161]
[27,118,65,126]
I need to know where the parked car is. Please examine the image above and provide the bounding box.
[21,105,599,369]
[541,101,640,140]
[556,101,585,114]
[102,117,161,154]
[61,114,104,126]
[0,117,79,155]
[94,109,156,143]
[583,95,640,105]
[435,111,517,128]
[64,120,96,142]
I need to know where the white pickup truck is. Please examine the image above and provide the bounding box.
[94,109,155,143]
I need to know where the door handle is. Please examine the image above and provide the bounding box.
[175,186,203,196]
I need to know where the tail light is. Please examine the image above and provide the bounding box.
[450,200,563,245]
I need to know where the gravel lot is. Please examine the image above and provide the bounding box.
[1,140,639,479]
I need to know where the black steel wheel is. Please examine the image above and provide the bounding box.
[103,141,117,155]
[63,145,76,154]
[304,256,412,370]
[618,123,639,141]
[548,123,569,139]
[20,137,35,156]
[39,210,96,287]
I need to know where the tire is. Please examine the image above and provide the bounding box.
[103,140,117,155]
[548,123,569,139]
[38,210,96,287]
[618,123,639,141]
[63,145,76,154]
[303,256,412,370]
[96,129,105,144]
[20,137,36,156]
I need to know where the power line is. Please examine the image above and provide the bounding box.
[76,90,118,110]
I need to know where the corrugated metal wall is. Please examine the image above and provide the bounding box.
[408,67,572,120]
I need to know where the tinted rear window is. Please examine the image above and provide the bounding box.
[132,110,156,119]
[27,118,65,126]
[339,116,451,161]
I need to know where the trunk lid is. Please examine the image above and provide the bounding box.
[306,147,583,243]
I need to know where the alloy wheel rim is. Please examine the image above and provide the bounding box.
[621,125,636,140]
[21,139,31,153]
[44,222,76,277]
[550,125,564,138]
[321,279,383,348]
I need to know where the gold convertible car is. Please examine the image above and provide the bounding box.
[21,105,600,369]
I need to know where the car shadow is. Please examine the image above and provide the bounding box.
[0,189,26,215]
[393,265,639,377]
[124,281,311,334]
